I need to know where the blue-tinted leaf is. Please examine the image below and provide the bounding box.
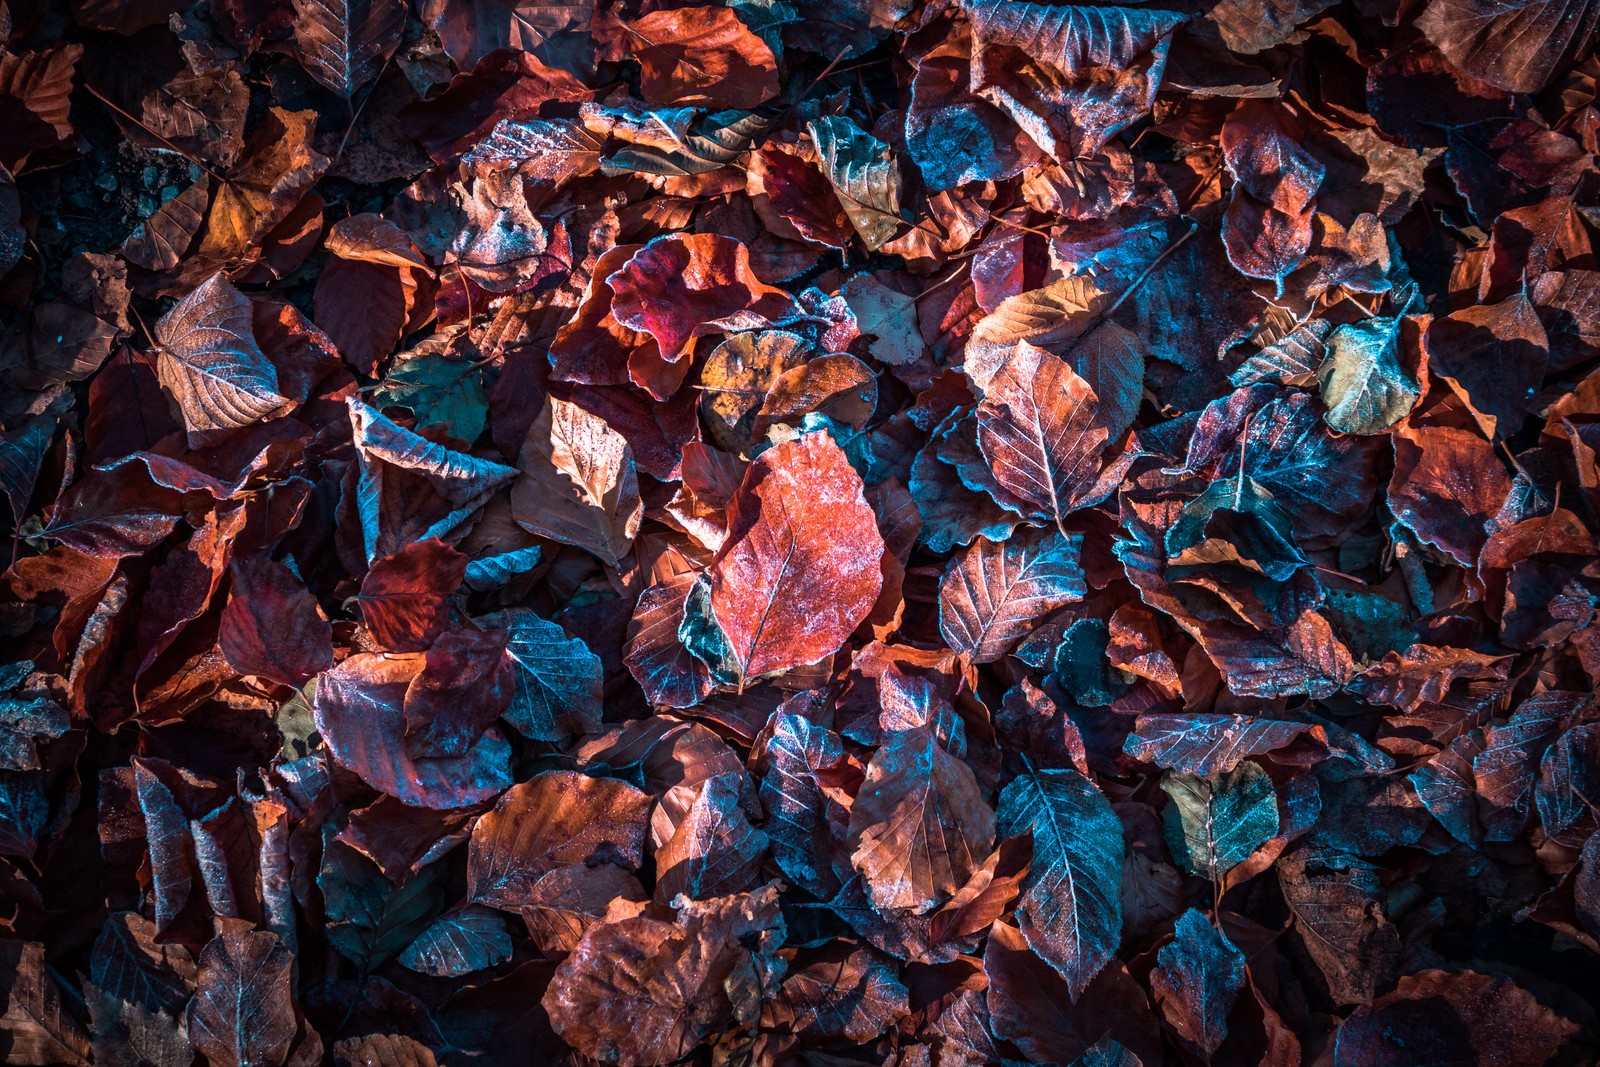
[479,608,603,743]
[1199,391,1382,541]
[910,430,1021,553]
[1537,723,1600,847]
[347,396,517,563]
[399,905,513,978]
[1409,731,1485,847]
[130,758,196,936]
[463,545,544,592]
[1052,618,1117,708]
[0,768,49,858]
[90,913,197,1016]
[1160,762,1279,880]
[1151,908,1245,1056]
[996,767,1123,998]
[757,712,854,899]
[374,353,489,445]
[314,652,514,809]
[0,416,53,527]
[1070,1036,1142,1067]
[0,663,69,772]
[1474,690,1584,842]
[655,773,769,902]
[318,835,447,970]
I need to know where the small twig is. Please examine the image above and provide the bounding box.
[334,55,392,165]
[81,80,227,184]
[1103,222,1198,320]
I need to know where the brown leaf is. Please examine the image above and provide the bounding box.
[184,923,298,1067]
[847,724,996,915]
[510,394,644,564]
[155,273,292,443]
[0,44,82,173]
[627,7,778,110]
[939,527,1086,663]
[0,941,92,1066]
[468,770,653,910]
[291,0,406,98]
[220,554,334,685]
[200,108,329,263]
[1333,968,1578,1066]
[542,885,785,1067]
[356,539,468,652]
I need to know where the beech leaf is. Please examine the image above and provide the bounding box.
[996,766,1124,997]
[154,273,291,443]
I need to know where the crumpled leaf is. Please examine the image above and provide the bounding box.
[627,8,778,109]
[348,396,518,563]
[542,885,786,1067]
[806,116,904,252]
[609,233,796,361]
[468,770,652,911]
[315,652,514,809]
[1124,713,1322,775]
[958,2,1186,160]
[1333,969,1578,1066]
[1317,317,1419,435]
[511,396,642,564]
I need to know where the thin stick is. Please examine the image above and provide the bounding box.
[81,81,226,184]
[334,54,393,165]
[1104,222,1198,320]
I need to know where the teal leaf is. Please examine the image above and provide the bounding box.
[318,835,447,971]
[398,905,513,977]
[996,766,1124,998]
[1151,908,1246,1056]
[1160,761,1279,880]
[373,353,489,446]
[479,608,603,743]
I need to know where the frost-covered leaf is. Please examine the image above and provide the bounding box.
[399,905,513,977]
[807,116,904,252]
[479,608,603,743]
[1318,317,1419,435]
[1160,762,1279,881]
[996,767,1123,997]
[939,527,1086,663]
[155,274,290,443]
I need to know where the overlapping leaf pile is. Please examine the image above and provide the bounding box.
[3,0,1600,1063]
